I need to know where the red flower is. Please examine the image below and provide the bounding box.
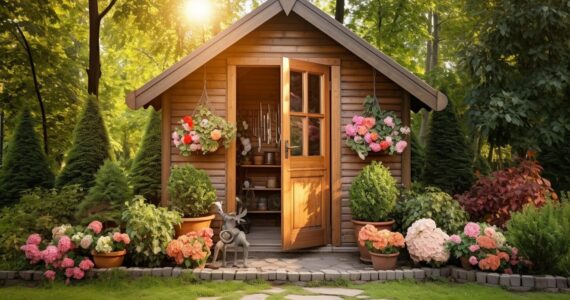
[379,141,390,150]
[183,134,192,145]
[183,116,193,128]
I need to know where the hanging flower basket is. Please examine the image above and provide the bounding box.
[345,96,411,160]
[172,105,236,156]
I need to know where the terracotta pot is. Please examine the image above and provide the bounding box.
[369,251,399,270]
[352,219,395,263]
[92,250,126,268]
[175,214,215,237]
[460,256,474,270]
[253,155,264,165]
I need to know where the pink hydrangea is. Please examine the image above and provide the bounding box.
[469,244,480,252]
[469,256,478,265]
[44,270,56,281]
[88,221,103,234]
[464,222,481,238]
[65,267,74,278]
[41,245,61,264]
[20,244,42,263]
[57,236,72,254]
[113,232,122,242]
[78,258,94,271]
[72,267,84,280]
[352,115,364,125]
[364,133,372,144]
[369,142,381,152]
[405,218,450,264]
[484,227,496,237]
[395,140,407,153]
[120,233,130,244]
[344,124,357,137]
[383,116,395,128]
[449,234,461,244]
[61,257,74,268]
[26,233,42,246]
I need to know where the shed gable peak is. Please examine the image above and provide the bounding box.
[279,0,296,15]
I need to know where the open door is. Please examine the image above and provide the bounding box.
[281,57,330,250]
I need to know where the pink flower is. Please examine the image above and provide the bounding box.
[44,270,56,281]
[113,232,122,243]
[469,256,478,266]
[72,267,84,280]
[395,140,407,153]
[61,257,75,268]
[57,236,72,254]
[120,233,130,244]
[171,131,180,141]
[182,123,191,131]
[400,126,411,135]
[21,244,42,263]
[41,245,61,264]
[173,139,181,147]
[363,117,376,129]
[26,233,42,246]
[189,143,199,151]
[464,222,481,238]
[191,134,200,143]
[79,258,94,271]
[354,136,363,143]
[449,234,461,244]
[370,142,381,152]
[484,227,496,237]
[352,115,364,125]
[65,267,74,278]
[88,221,103,234]
[364,133,372,144]
[383,116,395,128]
[357,126,368,136]
[344,124,357,137]
[469,244,480,252]
[385,136,393,145]
[511,247,518,257]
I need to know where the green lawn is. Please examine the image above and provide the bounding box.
[1,273,569,300]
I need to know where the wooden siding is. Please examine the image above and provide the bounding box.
[164,12,410,247]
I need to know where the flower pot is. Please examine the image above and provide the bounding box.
[460,256,474,270]
[352,219,395,263]
[369,251,399,270]
[253,155,264,165]
[175,214,215,237]
[92,250,126,268]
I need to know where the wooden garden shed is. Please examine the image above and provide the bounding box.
[126,0,447,251]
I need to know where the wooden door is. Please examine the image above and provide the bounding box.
[281,58,330,250]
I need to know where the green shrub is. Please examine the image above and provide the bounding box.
[395,186,468,233]
[129,109,162,204]
[507,200,570,276]
[349,161,398,222]
[122,196,181,267]
[539,139,570,192]
[168,165,216,218]
[76,160,132,225]
[0,186,84,269]
[0,109,54,206]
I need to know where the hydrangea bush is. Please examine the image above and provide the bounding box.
[166,228,213,268]
[405,218,450,266]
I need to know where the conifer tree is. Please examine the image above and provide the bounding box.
[411,131,425,182]
[129,109,161,204]
[56,97,110,189]
[0,109,54,206]
[76,160,132,225]
[540,139,570,192]
[423,102,474,194]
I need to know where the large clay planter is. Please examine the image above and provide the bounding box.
[460,256,474,270]
[352,219,395,263]
[92,250,126,268]
[175,214,215,237]
[370,251,399,270]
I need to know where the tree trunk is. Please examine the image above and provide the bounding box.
[87,0,117,97]
[430,12,440,72]
[335,0,345,24]
[419,11,436,145]
[0,107,3,164]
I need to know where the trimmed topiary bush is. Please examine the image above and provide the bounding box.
[168,164,216,218]
[76,160,132,225]
[56,96,110,189]
[129,109,161,204]
[0,109,54,206]
[349,161,398,222]
[423,102,474,195]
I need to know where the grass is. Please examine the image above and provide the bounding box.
[1,275,570,300]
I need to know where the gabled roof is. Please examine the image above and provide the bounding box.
[126,0,448,111]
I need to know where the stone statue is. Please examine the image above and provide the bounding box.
[211,199,250,267]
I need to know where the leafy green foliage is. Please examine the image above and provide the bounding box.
[539,139,570,192]
[76,160,132,226]
[507,200,570,276]
[349,161,398,222]
[0,185,83,270]
[395,186,467,233]
[122,196,181,267]
[129,109,161,204]
[56,96,111,190]
[168,164,216,218]
[410,131,425,182]
[423,102,474,195]
[0,109,54,206]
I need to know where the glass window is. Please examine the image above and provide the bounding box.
[308,118,321,156]
[308,74,321,114]
[290,72,303,112]
[290,116,303,156]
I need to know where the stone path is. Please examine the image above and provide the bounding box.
[197,286,372,300]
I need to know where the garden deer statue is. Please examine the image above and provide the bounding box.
[211,198,250,267]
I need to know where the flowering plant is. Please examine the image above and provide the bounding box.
[93,231,130,254]
[358,225,405,254]
[447,222,528,273]
[166,228,213,268]
[237,120,252,162]
[405,218,450,266]
[345,96,410,160]
[172,105,236,156]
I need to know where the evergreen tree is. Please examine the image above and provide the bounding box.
[0,109,54,206]
[129,109,161,204]
[56,97,110,189]
[423,102,474,195]
[411,131,425,182]
[540,139,570,192]
[76,160,132,225]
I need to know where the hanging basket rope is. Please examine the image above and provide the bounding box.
[193,65,216,115]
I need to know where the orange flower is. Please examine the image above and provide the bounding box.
[389,232,405,248]
[370,132,379,142]
[211,129,222,141]
[497,251,510,261]
[358,225,378,245]
[476,236,497,249]
[478,254,501,271]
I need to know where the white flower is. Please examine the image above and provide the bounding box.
[71,232,84,243]
[405,218,450,264]
[493,232,506,248]
[95,236,113,254]
[80,235,93,249]
[52,225,72,240]
[242,121,249,130]
[200,119,209,127]
[400,126,411,135]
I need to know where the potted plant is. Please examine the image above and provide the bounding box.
[91,223,131,268]
[349,161,398,262]
[166,228,214,269]
[168,164,217,236]
[358,225,405,270]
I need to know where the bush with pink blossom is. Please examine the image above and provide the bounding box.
[405,218,450,266]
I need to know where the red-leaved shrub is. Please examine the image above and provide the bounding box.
[457,160,557,227]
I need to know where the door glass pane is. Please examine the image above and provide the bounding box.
[290,116,303,156]
[308,74,321,114]
[290,72,303,112]
[308,118,321,156]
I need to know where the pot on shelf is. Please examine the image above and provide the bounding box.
[369,251,399,270]
[352,219,395,263]
[175,214,216,237]
[92,250,126,268]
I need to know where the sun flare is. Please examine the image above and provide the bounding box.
[184,0,212,23]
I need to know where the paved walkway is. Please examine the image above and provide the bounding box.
[198,287,386,300]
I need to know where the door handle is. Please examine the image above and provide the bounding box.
[285,140,300,159]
